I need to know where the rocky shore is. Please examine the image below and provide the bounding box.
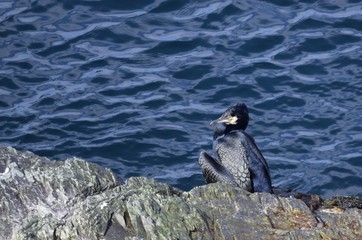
[0,146,361,239]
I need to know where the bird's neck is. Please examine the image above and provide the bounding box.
[213,125,241,140]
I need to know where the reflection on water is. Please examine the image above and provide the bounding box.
[1,0,362,198]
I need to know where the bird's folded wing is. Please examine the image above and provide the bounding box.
[199,151,237,185]
[243,131,271,176]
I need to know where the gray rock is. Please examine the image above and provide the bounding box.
[0,146,361,239]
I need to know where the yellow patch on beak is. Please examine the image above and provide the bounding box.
[227,116,238,125]
[213,115,238,125]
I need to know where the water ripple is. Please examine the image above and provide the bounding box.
[173,0,232,20]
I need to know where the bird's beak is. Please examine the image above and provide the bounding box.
[210,116,238,126]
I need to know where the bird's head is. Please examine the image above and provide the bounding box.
[210,103,249,132]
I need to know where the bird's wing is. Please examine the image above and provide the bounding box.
[242,131,271,176]
[199,151,237,185]
[241,131,273,193]
[214,135,252,190]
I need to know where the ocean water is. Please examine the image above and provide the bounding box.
[1,0,361,198]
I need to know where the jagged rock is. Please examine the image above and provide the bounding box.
[0,146,361,239]
[0,146,119,239]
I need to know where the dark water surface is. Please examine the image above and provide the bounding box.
[1,0,362,198]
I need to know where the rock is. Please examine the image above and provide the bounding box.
[0,146,361,239]
[0,146,119,239]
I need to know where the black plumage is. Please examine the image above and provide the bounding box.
[199,103,273,193]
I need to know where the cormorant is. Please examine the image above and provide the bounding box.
[199,103,273,193]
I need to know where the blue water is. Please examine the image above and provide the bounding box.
[1,0,362,198]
